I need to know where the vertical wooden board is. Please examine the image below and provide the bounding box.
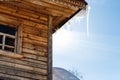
[48,15,53,80]
[16,25,23,53]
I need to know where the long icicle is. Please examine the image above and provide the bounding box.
[87,6,91,37]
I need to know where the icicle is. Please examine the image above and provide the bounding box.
[86,5,91,37]
[66,21,72,31]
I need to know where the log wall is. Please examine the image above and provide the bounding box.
[0,3,49,79]
[0,23,49,80]
[0,0,87,79]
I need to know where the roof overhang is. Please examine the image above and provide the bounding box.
[45,0,88,32]
[0,0,87,32]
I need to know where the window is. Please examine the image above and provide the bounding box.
[0,25,16,52]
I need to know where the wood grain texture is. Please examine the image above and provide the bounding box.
[0,0,87,79]
[48,15,53,80]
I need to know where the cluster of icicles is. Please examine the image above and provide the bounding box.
[65,5,91,36]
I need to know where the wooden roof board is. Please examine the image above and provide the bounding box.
[0,0,87,32]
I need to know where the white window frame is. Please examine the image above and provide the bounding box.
[0,24,23,54]
[0,32,16,52]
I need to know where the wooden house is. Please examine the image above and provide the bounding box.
[0,0,87,80]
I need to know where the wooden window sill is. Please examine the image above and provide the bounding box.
[0,50,23,59]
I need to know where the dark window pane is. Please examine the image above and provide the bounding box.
[5,37,15,46]
[0,35,2,44]
[0,25,16,35]
[0,25,16,52]
[0,46,2,49]
[4,47,14,52]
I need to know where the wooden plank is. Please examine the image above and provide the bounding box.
[2,34,5,50]
[0,13,22,24]
[22,25,48,38]
[0,50,23,59]
[16,25,23,53]
[22,38,47,47]
[0,66,47,80]
[24,0,76,17]
[61,0,86,7]
[0,19,19,28]
[40,30,48,38]
[22,25,41,36]
[27,0,76,12]
[22,43,47,53]
[48,15,53,80]
[0,3,48,20]
[0,5,48,25]
[39,0,78,10]
[22,48,47,57]
[23,53,48,62]
[0,60,47,75]
[23,32,48,43]
[12,12,47,25]
[53,16,66,29]
[0,72,31,80]
[7,1,71,17]
[0,0,78,17]
[24,58,47,65]
[0,12,48,30]
[22,53,48,63]
[22,22,48,31]
[0,56,47,70]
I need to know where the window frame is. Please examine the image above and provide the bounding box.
[0,32,16,52]
[0,25,22,54]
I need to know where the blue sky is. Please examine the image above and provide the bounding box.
[53,0,120,80]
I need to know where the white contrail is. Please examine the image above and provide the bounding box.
[86,6,91,37]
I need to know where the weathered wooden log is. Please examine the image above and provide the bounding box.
[6,0,74,17]
[22,48,47,57]
[0,12,48,29]
[23,53,48,62]
[22,38,47,47]
[0,56,47,69]
[23,43,47,53]
[23,32,47,43]
[0,72,32,80]
[0,65,47,80]
[22,26,48,38]
[0,50,23,59]
[0,5,48,25]
[0,60,47,75]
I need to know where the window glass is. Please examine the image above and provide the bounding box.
[0,25,16,52]
[5,37,15,46]
[4,47,14,52]
[0,46,2,49]
[0,25,16,35]
[0,35,2,44]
